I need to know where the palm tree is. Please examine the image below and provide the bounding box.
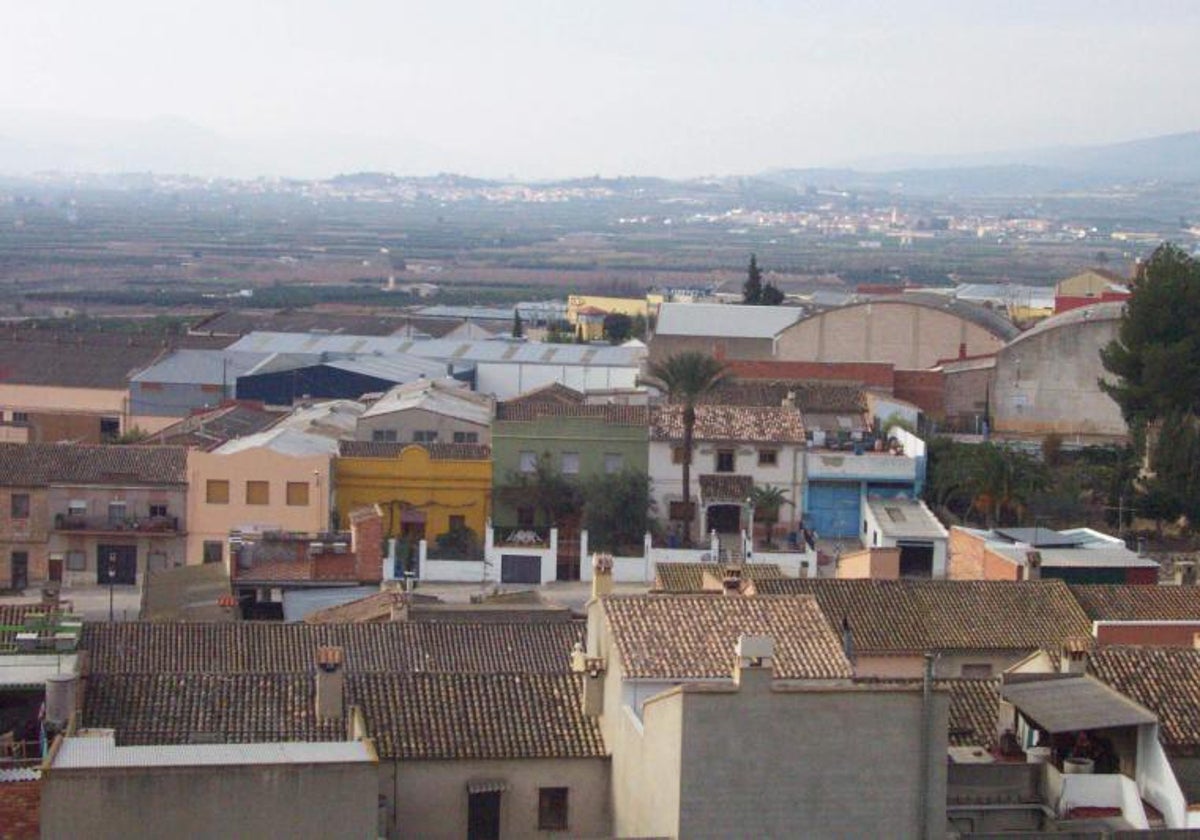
[749,484,790,547]
[643,352,731,545]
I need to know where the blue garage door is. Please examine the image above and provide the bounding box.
[806,482,861,539]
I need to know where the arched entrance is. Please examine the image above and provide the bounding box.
[705,504,743,535]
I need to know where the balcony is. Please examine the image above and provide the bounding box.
[805,450,918,483]
[53,513,181,536]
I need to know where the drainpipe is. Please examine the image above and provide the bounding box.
[919,651,935,840]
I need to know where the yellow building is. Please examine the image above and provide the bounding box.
[566,295,649,325]
[334,442,492,545]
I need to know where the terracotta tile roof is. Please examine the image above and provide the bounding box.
[601,594,852,680]
[337,441,492,460]
[148,402,286,450]
[650,405,805,443]
[1069,584,1200,621]
[81,622,582,674]
[83,673,346,745]
[504,382,585,407]
[702,380,867,413]
[755,579,1092,654]
[0,444,187,487]
[1088,647,1200,756]
[698,474,754,503]
[495,402,648,426]
[356,673,605,760]
[653,562,784,593]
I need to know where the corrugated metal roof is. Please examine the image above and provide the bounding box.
[52,733,374,768]
[655,302,804,338]
[1000,675,1156,733]
[214,427,339,457]
[360,379,492,425]
[131,350,271,384]
[227,332,643,367]
[322,354,448,382]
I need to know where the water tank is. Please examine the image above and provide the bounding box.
[45,673,78,727]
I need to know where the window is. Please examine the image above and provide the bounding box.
[449,515,466,531]
[66,550,86,571]
[758,449,778,467]
[107,501,127,526]
[206,480,230,504]
[560,452,580,475]
[372,429,398,442]
[538,787,569,831]
[671,446,691,465]
[715,449,735,473]
[286,482,310,506]
[604,453,623,474]
[100,417,120,439]
[961,663,994,679]
[412,430,439,443]
[519,451,537,473]
[453,431,479,444]
[149,504,168,519]
[11,411,28,424]
[68,500,86,516]
[246,481,270,505]
[10,493,29,519]
[202,541,223,565]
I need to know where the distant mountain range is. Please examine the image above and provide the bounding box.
[762,131,1200,196]
[1,109,1198,197]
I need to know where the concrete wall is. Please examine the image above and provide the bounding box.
[991,311,1126,438]
[648,334,776,365]
[42,760,378,840]
[775,301,1008,370]
[355,406,490,445]
[382,757,611,840]
[947,528,1021,581]
[942,363,993,426]
[622,676,949,839]
[838,547,901,579]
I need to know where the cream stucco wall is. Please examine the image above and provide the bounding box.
[185,448,331,566]
[775,302,1009,369]
[380,757,611,839]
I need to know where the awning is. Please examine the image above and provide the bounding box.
[467,779,508,794]
[1000,675,1157,733]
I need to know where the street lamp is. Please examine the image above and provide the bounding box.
[106,552,118,622]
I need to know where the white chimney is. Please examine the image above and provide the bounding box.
[591,553,614,599]
[733,634,775,691]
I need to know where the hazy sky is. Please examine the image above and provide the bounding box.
[2,1,1198,179]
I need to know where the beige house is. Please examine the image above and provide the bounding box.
[0,444,187,591]
[355,378,492,445]
[185,429,335,568]
[582,584,947,838]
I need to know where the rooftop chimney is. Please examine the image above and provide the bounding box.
[841,616,855,663]
[733,634,775,691]
[782,390,796,410]
[591,553,614,600]
[721,564,744,595]
[315,646,345,721]
[1060,638,1089,675]
[570,641,606,716]
[1024,551,1042,581]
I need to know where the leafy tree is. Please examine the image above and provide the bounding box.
[1100,244,1200,427]
[630,313,648,341]
[1100,244,1200,528]
[642,352,732,544]
[743,254,763,304]
[581,469,657,552]
[923,439,1048,527]
[603,312,632,344]
[511,310,524,339]
[759,282,785,306]
[497,454,582,526]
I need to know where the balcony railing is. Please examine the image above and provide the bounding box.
[53,513,181,535]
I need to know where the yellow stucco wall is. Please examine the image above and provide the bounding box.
[567,295,649,325]
[334,446,492,541]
